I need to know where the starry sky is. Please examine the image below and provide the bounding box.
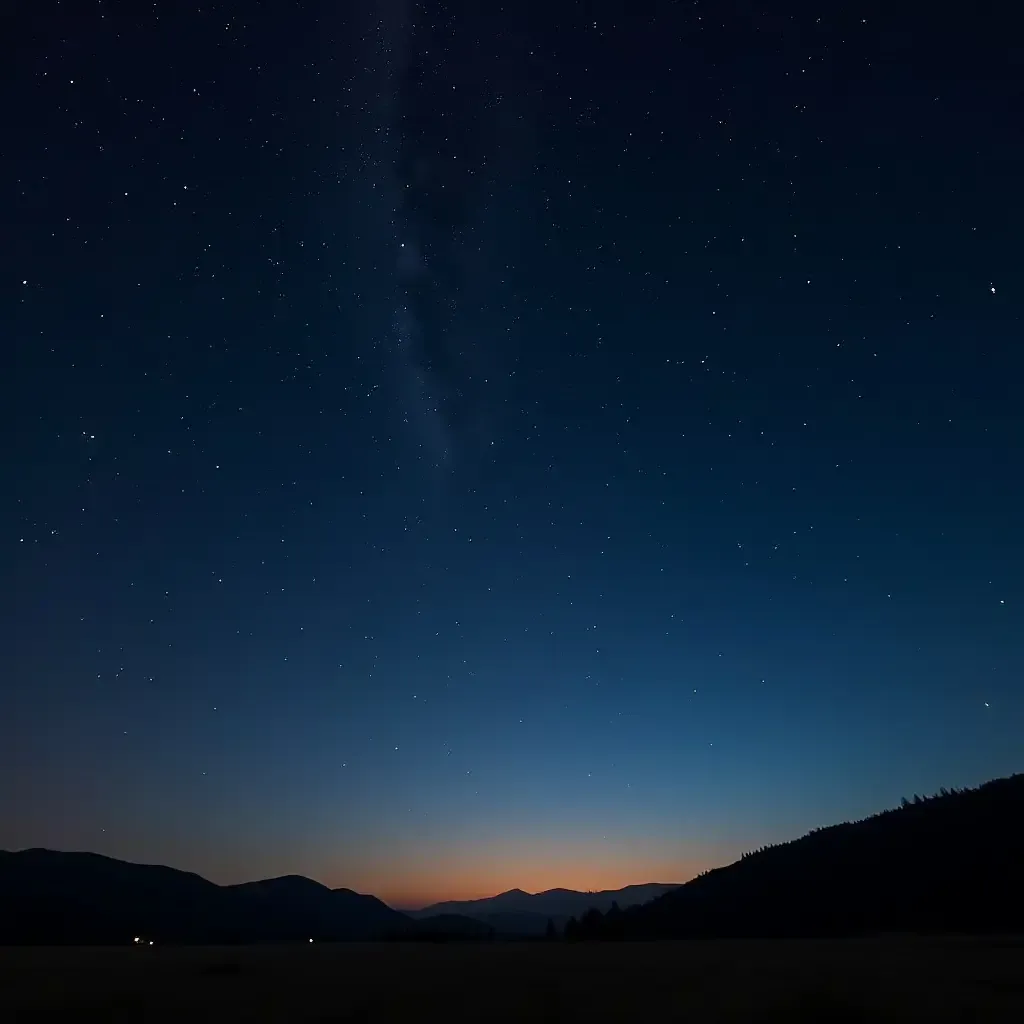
[2,1,1021,909]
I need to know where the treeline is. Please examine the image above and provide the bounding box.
[549,774,1024,940]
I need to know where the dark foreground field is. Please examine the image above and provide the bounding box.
[2,937,1023,1022]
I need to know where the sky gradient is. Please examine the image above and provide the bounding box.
[2,1,1022,908]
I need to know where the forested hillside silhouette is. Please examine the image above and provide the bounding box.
[561,774,1024,939]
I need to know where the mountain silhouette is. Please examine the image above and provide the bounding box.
[410,882,682,935]
[0,850,407,945]
[6,772,1021,944]
[562,773,1024,940]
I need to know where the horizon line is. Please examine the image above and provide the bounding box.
[3,847,687,912]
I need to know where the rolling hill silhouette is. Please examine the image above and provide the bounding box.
[563,773,1024,939]
[0,850,407,944]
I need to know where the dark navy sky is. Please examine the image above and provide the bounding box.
[2,1,1021,907]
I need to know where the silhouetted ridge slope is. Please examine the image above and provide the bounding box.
[569,774,1024,939]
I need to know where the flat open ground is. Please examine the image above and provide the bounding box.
[1,937,1022,1022]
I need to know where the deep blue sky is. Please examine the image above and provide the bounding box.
[2,1,1021,907]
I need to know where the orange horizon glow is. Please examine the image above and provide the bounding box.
[168,832,738,912]
[316,842,722,910]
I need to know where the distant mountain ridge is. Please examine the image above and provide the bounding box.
[409,883,682,935]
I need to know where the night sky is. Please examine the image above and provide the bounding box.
[2,1,1021,909]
